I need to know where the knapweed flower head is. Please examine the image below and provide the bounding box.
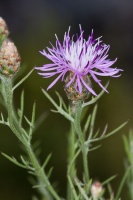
[0,17,9,42]
[0,39,21,77]
[36,26,122,100]
[91,181,103,198]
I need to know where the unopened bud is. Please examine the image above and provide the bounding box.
[64,72,91,102]
[0,17,9,42]
[0,40,21,77]
[91,181,103,199]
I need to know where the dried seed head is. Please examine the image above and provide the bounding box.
[91,181,103,199]
[0,17,9,41]
[0,39,21,77]
[64,72,91,102]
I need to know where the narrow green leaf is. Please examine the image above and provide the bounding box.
[83,114,91,135]
[0,113,9,126]
[55,91,68,111]
[24,115,31,126]
[88,121,128,143]
[2,152,27,169]
[28,171,36,176]
[74,178,89,200]
[93,129,100,139]
[107,183,114,198]
[82,82,109,108]
[20,155,30,167]
[32,184,46,189]
[19,90,24,125]
[86,179,92,192]
[88,104,98,140]
[67,175,78,199]
[47,167,54,179]
[115,166,131,200]
[102,174,117,186]
[100,124,108,138]
[42,153,52,170]
[33,112,48,133]
[42,89,74,122]
[1,112,4,121]
[12,69,34,91]
[68,149,80,174]
[28,103,36,142]
[21,128,29,141]
[88,145,101,152]
[122,135,131,163]
[50,109,59,113]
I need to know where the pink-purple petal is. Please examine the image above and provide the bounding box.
[36,26,122,96]
[47,73,64,90]
[80,77,97,96]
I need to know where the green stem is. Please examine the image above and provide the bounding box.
[67,121,75,200]
[4,78,61,200]
[74,101,89,184]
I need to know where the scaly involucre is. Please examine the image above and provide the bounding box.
[35,26,122,96]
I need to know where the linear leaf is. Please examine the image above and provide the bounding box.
[12,69,34,91]
[55,91,68,111]
[87,121,128,143]
[82,82,109,108]
[2,152,27,169]
[19,90,24,125]
[88,104,98,140]
[102,174,117,186]
[74,178,89,200]
[42,153,52,170]
[28,103,36,142]
[42,89,74,122]
[114,166,131,200]
[67,175,78,200]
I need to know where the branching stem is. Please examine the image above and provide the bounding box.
[4,78,61,200]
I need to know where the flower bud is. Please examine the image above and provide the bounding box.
[0,39,21,77]
[0,17,9,42]
[91,181,103,199]
[64,72,91,102]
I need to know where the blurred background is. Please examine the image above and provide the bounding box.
[0,0,133,199]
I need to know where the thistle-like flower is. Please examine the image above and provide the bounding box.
[0,17,9,42]
[36,26,122,98]
[0,39,21,77]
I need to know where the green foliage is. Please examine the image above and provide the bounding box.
[0,68,128,200]
[0,20,128,199]
[42,89,74,122]
[123,130,133,200]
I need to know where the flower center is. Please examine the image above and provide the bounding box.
[64,40,97,73]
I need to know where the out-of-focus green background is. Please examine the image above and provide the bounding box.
[0,0,133,199]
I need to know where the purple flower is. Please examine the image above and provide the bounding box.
[35,26,122,96]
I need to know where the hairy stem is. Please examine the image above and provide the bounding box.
[74,101,89,184]
[67,121,75,200]
[4,78,61,200]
